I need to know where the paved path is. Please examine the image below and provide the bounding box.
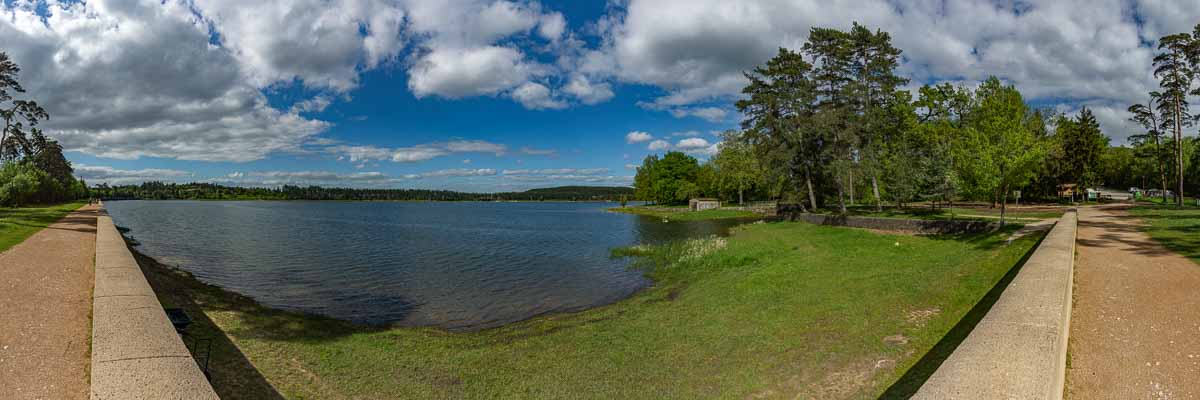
[0,205,98,400]
[1069,205,1200,399]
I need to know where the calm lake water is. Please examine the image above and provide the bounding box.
[105,201,752,330]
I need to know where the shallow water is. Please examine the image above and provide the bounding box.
[105,201,752,330]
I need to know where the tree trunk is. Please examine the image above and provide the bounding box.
[738,188,744,206]
[1000,184,1009,226]
[836,181,847,214]
[1176,98,1185,206]
[871,175,882,212]
[848,169,854,205]
[805,165,818,211]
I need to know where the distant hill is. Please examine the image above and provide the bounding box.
[92,182,633,201]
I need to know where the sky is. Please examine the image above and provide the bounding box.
[3,0,1200,191]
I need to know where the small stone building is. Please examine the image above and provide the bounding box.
[689,198,720,211]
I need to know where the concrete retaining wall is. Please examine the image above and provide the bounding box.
[912,210,1077,399]
[91,214,218,399]
[778,212,998,234]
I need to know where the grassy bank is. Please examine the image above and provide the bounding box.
[1130,205,1200,262]
[608,205,759,221]
[0,202,84,252]
[137,221,1040,399]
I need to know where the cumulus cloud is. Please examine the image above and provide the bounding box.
[403,0,563,101]
[74,164,193,185]
[1,0,330,162]
[511,81,567,110]
[647,139,671,151]
[403,168,497,179]
[192,0,406,91]
[502,168,609,175]
[580,0,1187,141]
[562,74,615,105]
[626,131,653,143]
[327,140,508,163]
[675,137,720,156]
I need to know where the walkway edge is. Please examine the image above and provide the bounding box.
[913,210,1077,399]
[90,211,218,399]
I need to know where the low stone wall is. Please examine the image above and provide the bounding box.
[779,212,998,234]
[912,210,1077,399]
[91,213,218,399]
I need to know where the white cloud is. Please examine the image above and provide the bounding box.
[192,0,406,91]
[74,164,193,185]
[404,168,497,179]
[408,46,540,99]
[669,107,727,122]
[520,146,558,156]
[290,96,333,114]
[1,0,330,162]
[502,168,609,175]
[327,140,508,163]
[626,131,653,143]
[624,163,638,169]
[562,74,615,105]
[675,137,720,156]
[511,81,567,110]
[647,139,671,151]
[670,130,702,137]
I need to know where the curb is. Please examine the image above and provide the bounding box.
[912,210,1077,399]
[90,210,218,400]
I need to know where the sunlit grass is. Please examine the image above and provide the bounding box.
[0,202,84,252]
[142,221,1040,399]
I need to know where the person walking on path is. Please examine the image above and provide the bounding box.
[0,205,99,400]
[1069,205,1200,399]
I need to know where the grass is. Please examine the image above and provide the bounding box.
[608,205,760,221]
[0,202,84,252]
[1129,204,1200,262]
[137,221,1041,399]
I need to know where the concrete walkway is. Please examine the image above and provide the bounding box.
[1069,206,1200,399]
[0,205,98,400]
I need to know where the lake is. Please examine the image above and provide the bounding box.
[104,201,752,330]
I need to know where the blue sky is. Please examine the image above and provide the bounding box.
[4,0,1200,191]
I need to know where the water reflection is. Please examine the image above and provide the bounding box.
[106,201,752,330]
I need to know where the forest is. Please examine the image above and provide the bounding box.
[90,182,633,202]
[1,53,88,206]
[633,22,1200,221]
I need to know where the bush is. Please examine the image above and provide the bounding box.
[0,162,48,207]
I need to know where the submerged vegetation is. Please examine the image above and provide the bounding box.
[141,221,1041,399]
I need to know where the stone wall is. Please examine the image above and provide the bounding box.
[91,213,219,399]
[777,210,998,234]
[912,210,1077,399]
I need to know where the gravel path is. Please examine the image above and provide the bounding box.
[1069,205,1200,399]
[0,205,98,400]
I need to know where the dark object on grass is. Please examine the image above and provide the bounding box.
[164,308,191,333]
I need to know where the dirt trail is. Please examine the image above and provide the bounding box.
[0,205,99,400]
[1069,205,1200,399]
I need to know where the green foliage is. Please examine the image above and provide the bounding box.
[0,52,86,206]
[632,151,701,205]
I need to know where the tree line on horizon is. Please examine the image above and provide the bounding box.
[90,182,634,202]
[633,22,1200,223]
[0,52,88,207]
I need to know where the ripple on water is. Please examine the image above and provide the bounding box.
[106,201,751,330]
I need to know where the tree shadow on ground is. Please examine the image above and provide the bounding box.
[877,230,1045,399]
